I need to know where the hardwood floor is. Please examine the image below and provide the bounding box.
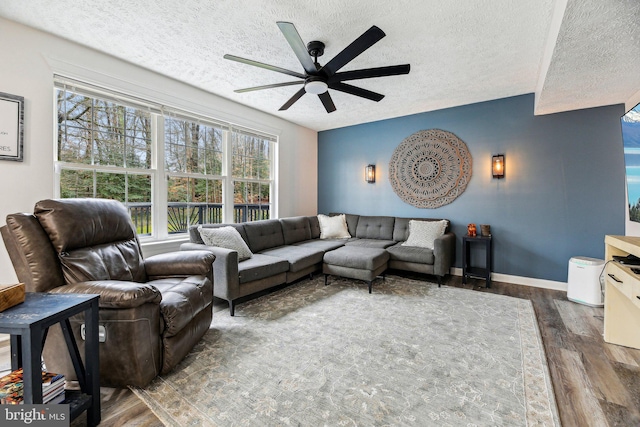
[5,274,640,426]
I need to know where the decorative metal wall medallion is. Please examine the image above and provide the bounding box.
[388,129,472,208]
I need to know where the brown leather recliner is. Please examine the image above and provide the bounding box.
[1,198,216,387]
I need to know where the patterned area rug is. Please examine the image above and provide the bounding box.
[131,275,560,426]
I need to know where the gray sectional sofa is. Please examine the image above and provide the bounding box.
[181,214,455,315]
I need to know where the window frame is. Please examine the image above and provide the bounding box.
[53,77,278,241]
[230,126,275,223]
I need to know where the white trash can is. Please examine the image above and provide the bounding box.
[567,256,605,307]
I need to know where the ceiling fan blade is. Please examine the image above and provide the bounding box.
[224,54,306,79]
[279,87,307,111]
[329,82,385,102]
[276,22,318,75]
[321,26,386,76]
[234,81,304,93]
[329,64,410,83]
[318,92,336,113]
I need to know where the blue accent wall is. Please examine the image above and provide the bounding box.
[318,94,626,282]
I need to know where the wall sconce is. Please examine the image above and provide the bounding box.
[365,164,376,183]
[492,154,505,179]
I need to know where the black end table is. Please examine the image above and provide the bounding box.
[462,235,493,288]
[0,293,100,426]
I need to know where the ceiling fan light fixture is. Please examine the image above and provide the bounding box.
[225,22,410,112]
[305,79,328,95]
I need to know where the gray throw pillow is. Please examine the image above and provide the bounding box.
[402,220,448,249]
[198,226,253,261]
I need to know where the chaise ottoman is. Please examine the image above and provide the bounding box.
[323,246,389,293]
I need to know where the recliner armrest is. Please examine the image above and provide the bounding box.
[50,281,162,309]
[145,250,215,279]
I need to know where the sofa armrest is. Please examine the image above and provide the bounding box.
[181,243,241,301]
[145,250,215,279]
[50,281,162,309]
[433,232,456,277]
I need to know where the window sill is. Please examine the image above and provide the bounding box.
[140,235,190,257]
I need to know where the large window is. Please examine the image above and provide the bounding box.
[164,116,224,233]
[55,78,276,238]
[232,128,274,222]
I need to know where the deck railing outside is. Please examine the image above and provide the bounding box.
[128,202,269,235]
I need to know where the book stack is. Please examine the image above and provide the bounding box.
[0,369,65,404]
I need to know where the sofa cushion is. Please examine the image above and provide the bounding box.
[244,219,285,253]
[59,240,146,283]
[34,198,147,283]
[393,217,450,242]
[51,280,162,309]
[330,213,360,237]
[35,198,136,253]
[323,246,389,270]
[318,214,351,239]
[307,216,321,239]
[293,238,347,252]
[260,245,324,273]
[345,238,396,249]
[188,225,205,244]
[354,216,395,240]
[237,254,289,284]
[403,219,448,249]
[280,217,312,245]
[198,226,253,261]
[191,223,249,245]
[387,242,435,265]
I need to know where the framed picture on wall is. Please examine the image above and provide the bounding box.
[0,92,24,162]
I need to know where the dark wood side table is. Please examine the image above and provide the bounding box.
[0,293,100,426]
[462,235,493,288]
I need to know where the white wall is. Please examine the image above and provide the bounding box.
[0,18,318,283]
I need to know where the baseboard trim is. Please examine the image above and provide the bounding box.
[450,268,567,292]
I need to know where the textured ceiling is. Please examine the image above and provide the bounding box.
[0,0,639,131]
[535,0,640,114]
